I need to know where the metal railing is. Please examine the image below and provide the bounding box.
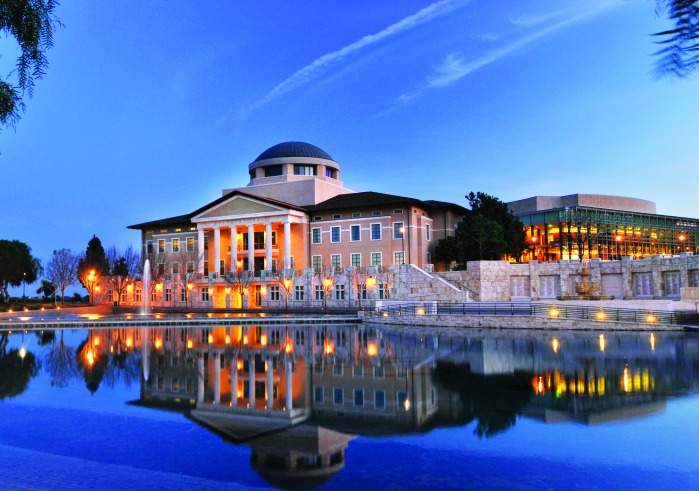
[365,301,699,327]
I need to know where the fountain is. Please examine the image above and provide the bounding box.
[142,258,151,315]
[557,262,614,300]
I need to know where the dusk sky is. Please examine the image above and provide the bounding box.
[2,0,698,294]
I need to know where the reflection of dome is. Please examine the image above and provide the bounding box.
[254,142,334,162]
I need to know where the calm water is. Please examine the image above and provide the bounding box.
[1,324,698,490]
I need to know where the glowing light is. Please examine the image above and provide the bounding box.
[243,335,248,345]
[323,277,333,288]
[615,235,623,242]
[532,376,545,395]
[283,279,292,289]
[367,343,378,356]
[186,339,193,349]
[365,276,376,287]
[225,335,231,344]
[646,312,656,324]
[208,334,213,344]
[236,360,243,370]
[127,284,133,292]
[260,286,267,295]
[207,313,213,318]
[261,334,267,346]
[403,397,411,411]
[549,306,559,318]
[155,339,163,349]
[225,287,231,294]
[23,307,28,312]
[93,337,100,346]
[622,365,631,393]
[95,286,101,292]
[19,346,26,359]
[596,310,607,321]
[383,311,388,318]
[416,307,425,315]
[126,338,133,348]
[324,342,334,355]
[599,334,606,352]
[679,234,687,242]
[285,341,293,354]
[551,338,560,353]
[187,283,193,291]
[155,283,163,292]
[650,333,656,351]
[40,307,45,311]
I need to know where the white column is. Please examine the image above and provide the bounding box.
[247,224,255,271]
[197,228,205,276]
[266,356,274,411]
[214,352,221,404]
[285,360,293,411]
[284,221,291,269]
[231,359,238,406]
[231,225,237,270]
[248,357,256,409]
[197,356,205,403]
[265,222,273,271]
[214,227,221,278]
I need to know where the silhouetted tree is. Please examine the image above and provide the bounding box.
[0,239,42,301]
[45,248,79,303]
[77,235,110,290]
[0,333,40,400]
[654,1,699,77]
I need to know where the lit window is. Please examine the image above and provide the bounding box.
[172,238,180,252]
[187,261,194,273]
[172,262,180,274]
[158,239,165,253]
[187,237,194,252]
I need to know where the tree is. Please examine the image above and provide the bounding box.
[143,250,170,301]
[274,263,295,309]
[435,192,527,268]
[0,332,40,400]
[171,247,201,308]
[0,239,42,302]
[654,1,699,77]
[224,265,255,308]
[36,279,56,302]
[0,1,60,132]
[105,245,140,306]
[45,248,78,304]
[77,235,110,293]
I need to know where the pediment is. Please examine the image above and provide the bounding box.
[194,195,287,220]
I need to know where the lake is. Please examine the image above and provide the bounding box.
[1,323,698,490]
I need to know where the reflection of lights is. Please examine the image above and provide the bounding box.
[126,338,133,348]
[596,310,607,321]
[646,312,656,324]
[599,334,606,352]
[86,350,95,366]
[243,335,248,345]
[19,346,26,359]
[261,334,267,346]
[404,397,411,411]
[367,343,378,356]
[551,338,560,353]
[155,339,163,349]
[208,334,213,344]
[532,376,545,395]
[186,339,193,349]
[225,335,231,345]
[284,341,293,354]
[416,307,425,315]
[324,342,334,355]
[650,333,656,350]
[236,360,244,370]
[549,306,559,318]
[622,365,631,393]
[93,337,100,346]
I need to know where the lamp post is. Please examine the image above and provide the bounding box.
[22,272,26,302]
[399,226,405,266]
[87,269,96,306]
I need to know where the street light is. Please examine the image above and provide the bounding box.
[22,272,26,302]
[87,269,96,306]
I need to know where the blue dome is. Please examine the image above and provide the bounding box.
[254,142,334,162]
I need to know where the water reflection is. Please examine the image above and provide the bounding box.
[3,324,699,488]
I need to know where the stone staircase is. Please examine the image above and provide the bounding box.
[393,264,470,302]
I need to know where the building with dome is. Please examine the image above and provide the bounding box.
[125,142,466,309]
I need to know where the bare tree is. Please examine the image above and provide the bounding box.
[144,251,170,301]
[375,265,393,300]
[172,248,201,309]
[106,245,140,306]
[44,330,78,387]
[224,265,255,308]
[314,265,336,309]
[45,248,79,304]
[274,263,295,310]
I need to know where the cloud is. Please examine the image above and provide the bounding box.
[245,0,467,112]
[509,9,571,27]
[399,0,626,102]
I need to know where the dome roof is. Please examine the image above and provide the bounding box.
[254,142,334,162]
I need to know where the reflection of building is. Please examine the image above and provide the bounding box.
[119,142,465,309]
[509,194,699,262]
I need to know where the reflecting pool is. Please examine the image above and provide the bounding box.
[1,325,699,490]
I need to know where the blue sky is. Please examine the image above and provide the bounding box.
[2,0,697,294]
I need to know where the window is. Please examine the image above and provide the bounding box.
[254,232,265,249]
[295,285,304,301]
[333,388,344,405]
[315,284,324,300]
[165,288,172,302]
[353,365,363,377]
[187,261,194,273]
[313,216,322,221]
[351,253,361,268]
[357,284,367,300]
[151,291,156,302]
[426,224,430,241]
[371,252,382,266]
[171,262,179,275]
[354,389,364,407]
[157,376,164,390]
[374,366,384,378]
[325,168,337,178]
[397,391,408,410]
[121,292,128,303]
[172,238,180,252]
[135,289,142,303]
[350,225,360,241]
[334,284,346,300]
[269,285,280,301]
[393,209,403,214]
[312,227,321,244]
[158,263,165,275]
[379,283,387,300]
[333,214,341,219]
[371,223,381,240]
[294,164,316,175]
[180,288,186,302]
[393,222,404,239]
[375,390,386,409]
[158,239,165,253]
[331,226,341,243]
[312,255,322,271]
[426,252,432,264]
[146,241,153,254]
[203,233,209,251]
[265,164,283,177]
[394,251,404,265]
[352,212,361,218]
[314,386,324,403]
[372,211,381,216]
[219,260,225,276]
[331,254,341,269]
[187,237,194,252]
[333,363,343,375]
[201,287,209,302]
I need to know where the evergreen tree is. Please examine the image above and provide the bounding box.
[77,235,109,289]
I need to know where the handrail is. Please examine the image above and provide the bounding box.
[366,301,699,326]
